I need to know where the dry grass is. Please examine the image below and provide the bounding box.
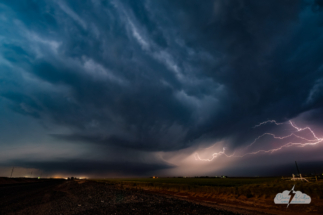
[93,177,323,200]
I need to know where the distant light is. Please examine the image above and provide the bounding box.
[38,177,40,179]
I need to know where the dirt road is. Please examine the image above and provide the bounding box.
[0,180,244,215]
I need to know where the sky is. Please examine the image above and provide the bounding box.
[1,0,323,178]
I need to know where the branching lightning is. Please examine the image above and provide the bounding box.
[195,120,323,162]
[194,148,235,161]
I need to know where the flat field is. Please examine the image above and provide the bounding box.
[93,177,323,215]
[94,177,323,198]
[98,177,277,186]
[0,178,241,215]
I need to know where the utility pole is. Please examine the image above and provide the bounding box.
[10,167,14,178]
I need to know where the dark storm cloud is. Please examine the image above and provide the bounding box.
[1,0,323,175]
[163,0,323,147]
[209,160,323,177]
[5,158,173,176]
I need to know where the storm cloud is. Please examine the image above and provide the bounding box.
[1,0,323,177]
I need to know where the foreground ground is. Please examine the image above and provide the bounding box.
[0,178,322,215]
[0,179,244,215]
[94,177,323,215]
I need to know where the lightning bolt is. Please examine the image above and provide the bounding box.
[246,120,320,149]
[195,120,323,161]
[194,148,235,161]
[287,185,296,208]
[253,120,284,128]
